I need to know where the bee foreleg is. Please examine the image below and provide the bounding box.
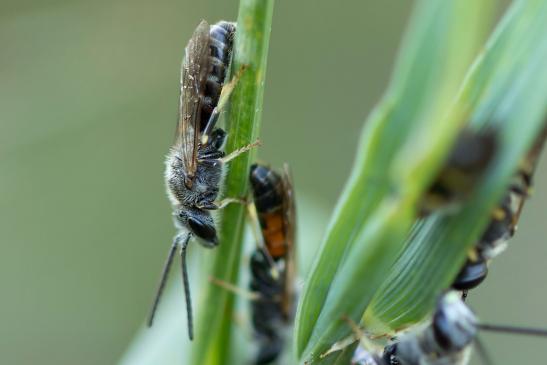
[196,202,218,210]
[209,276,261,301]
[195,197,246,211]
[220,139,261,164]
[198,152,224,162]
[215,197,248,209]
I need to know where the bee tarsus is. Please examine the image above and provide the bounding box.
[220,139,262,164]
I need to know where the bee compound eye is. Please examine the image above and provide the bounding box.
[382,344,399,365]
[187,216,218,245]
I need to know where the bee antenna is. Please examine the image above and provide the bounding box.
[180,233,194,340]
[147,237,178,327]
[478,323,547,337]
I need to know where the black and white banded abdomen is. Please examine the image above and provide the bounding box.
[201,21,236,131]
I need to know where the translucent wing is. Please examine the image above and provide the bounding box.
[281,163,297,320]
[177,20,210,186]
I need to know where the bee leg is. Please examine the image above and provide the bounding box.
[320,316,370,359]
[198,197,247,210]
[208,276,261,300]
[198,152,224,162]
[201,65,248,143]
[216,197,248,209]
[220,139,261,164]
[196,202,218,210]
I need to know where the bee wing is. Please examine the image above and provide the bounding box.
[281,163,297,319]
[177,20,211,183]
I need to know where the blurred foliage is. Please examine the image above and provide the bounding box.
[295,1,495,361]
[366,0,547,334]
[1,1,547,365]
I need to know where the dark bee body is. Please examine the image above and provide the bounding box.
[450,187,520,293]
[451,127,546,292]
[148,20,241,341]
[351,293,476,365]
[248,164,296,364]
[201,21,236,132]
[451,189,520,293]
[165,20,237,244]
[353,291,547,365]
[381,292,476,365]
[249,249,286,364]
[451,258,488,292]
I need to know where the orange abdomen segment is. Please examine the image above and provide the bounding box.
[259,211,286,258]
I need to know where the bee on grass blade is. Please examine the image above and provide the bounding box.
[420,129,497,216]
[452,126,547,296]
[379,292,477,365]
[350,292,547,365]
[248,163,297,364]
[208,163,296,363]
[147,20,259,341]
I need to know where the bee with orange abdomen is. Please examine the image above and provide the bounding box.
[248,163,297,364]
[250,164,295,261]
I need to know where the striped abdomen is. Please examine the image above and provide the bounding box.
[452,126,546,291]
[249,164,288,259]
[201,21,236,131]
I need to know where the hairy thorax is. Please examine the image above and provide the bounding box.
[165,147,224,207]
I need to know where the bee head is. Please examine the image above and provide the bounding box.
[175,208,218,247]
[432,292,477,352]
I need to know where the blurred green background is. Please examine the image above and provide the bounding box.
[1,1,546,364]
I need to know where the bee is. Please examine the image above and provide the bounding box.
[350,128,547,364]
[351,348,384,365]
[248,163,297,364]
[452,126,547,295]
[420,129,497,216]
[380,292,477,365]
[147,20,258,341]
[347,293,476,365]
[352,292,547,365]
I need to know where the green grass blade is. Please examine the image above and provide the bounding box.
[365,0,547,333]
[294,1,494,362]
[191,0,274,363]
